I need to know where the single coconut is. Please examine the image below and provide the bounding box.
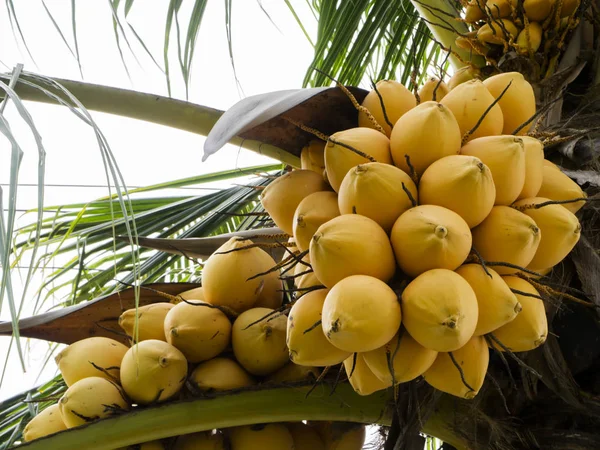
[362,330,438,384]
[338,162,418,232]
[164,300,231,363]
[440,80,504,142]
[460,135,525,205]
[188,357,255,393]
[423,335,489,399]
[516,136,545,199]
[523,0,554,21]
[310,214,396,288]
[464,1,487,22]
[447,66,481,90]
[559,0,578,16]
[55,337,129,387]
[287,422,326,450]
[228,424,295,450]
[58,377,129,428]
[301,140,326,174]
[173,431,226,450]
[343,353,392,396]
[401,269,478,352]
[455,264,521,335]
[418,78,449,102]
[265,362,320,384]
[232,307,289,376]
[120,340,188,405]
[477,19,520,45]
[538,161,586,213]
[287,289,351,366]
[491,276,547,352]
[418,155,496,228]
[253,268,284,309]
[322,275,401,353]
[358,80,416,136]
[516,22,543,54]
[293,191,340,252]
[390,101,461,177]
[23,404,67,442]
[324,128,392,192]
[119,303,174,343]
[261,169,329,234]
[390,205,472,277]
[513,197,581,269]
[485,0,517,17]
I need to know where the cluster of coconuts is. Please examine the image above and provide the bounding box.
[260,71,585,400]
[459,0,580,58]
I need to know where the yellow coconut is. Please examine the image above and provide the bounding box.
[390,205,472,277]
[516,136,545,199]
[390,101,461,177]
[232,307,289,376]
[402,269,478,352]
[538,161,586,213]
[560,0,579,16]
[188,357,255,393]
[58,377,129,428]
[310,421,366,450]
[523,0,555,21]
[301,140,327,174]
[23,404,67,442]
[228,424,295,450]
[362,331,438,384]
[338,162,418,232]
[119,303,173,343]
[485,0,517,17]
[358,80,416,136]
[483,72,536,136]
[164,300,231,363]
[448,66,481,90]
[287,422,326,450]
[471,206,541,274]
[477,19,520,45]
[322,275,402,353]
[513,197,581,269]
[460,135,526,205]
[287,289,351,366]
[265,362,320,383]
[55,337,129,387]
[455,264,521,336]
[464,2,487,22]
[418,155,496,228]
[418,78,450,102]
[293,191,340,252]
[344,353,392,396]
[516,22,543,54]
[325,127,392,192]
[173,431,225,450]
[491,276,547,352]
[178,286,204,302]
[441,79,504,142]
[254,265,284,310]
[201,237,279,312]
[310,214,396,288]
[423,335,489,399]
[261,169,330,234]
[292,252,322,291]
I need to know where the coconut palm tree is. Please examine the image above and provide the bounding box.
[0,1,599,449]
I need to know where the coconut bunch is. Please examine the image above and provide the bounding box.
[257,72,587,400]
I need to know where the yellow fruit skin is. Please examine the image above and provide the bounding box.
[119,303,174,343]
[517,137,545,199]
[538,162,586,213]
[492,276,547,352]
[460,135,525,205]
[265,362,320,383]
[173,432,225,450]
[55,337,129,387]
[455,264,521,336]
[448,66,480,90]
[523,0,555,21]
[288,422,326,450]
[322,275,401,353]
[516,22,543,54]
[358,80,416,136]
[423,336,489,399]
[464,1,487,22]
[178,286,204,302]
[188,357,255,393]
[390,205,472,277]
[58,377,129,428]
[120,340,188,404]
[362,331,438,384]
[253,265,284,310]
[287,289,351,366]
[486,0,517,17]
[338,162,417,232]
[228,424,295,450]
[164,300,231,363]
[261,170,329,234]
[325,128,392,192]
[232,307,289,376]
[418,78,449,102]
[301,140,326,173]
[344,353,392,396]
[483,72,536,136]
[390,101,461,177]
[201,237,278,312]
[401,269,478,352]
[418,155,496,228]
[513,197,581,269]
[477,20,520,45]
[310,421,366,450]
[441,80,504,142]
[293,191,340,252]
[23,404,67,442]
[560,0,579,16]
[471,206,541,275]
[310,214,396,288]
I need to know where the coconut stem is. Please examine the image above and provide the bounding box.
[433,51,451,102]
[404,154,419,184]
[487,339,518,389]
[461,80,512,145]
[247,249,309,281]
[522,277,599,309]
[370,77,394,128]
[283,116,330,141]
[178,298,239,320]
[402,182,418,207]
[448,352,475,394]
[486,333,542,379]
[348,353,358,379]
[328,137,378,162]
[469,247,493,278]
[512,197,591,211]
[485,372,511,414]
[303,319,322,335]
[88,362,120,384]
[509,288,561,309]
[305,365,331,398]
[242,304,291,330]
[483,261,542,277]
